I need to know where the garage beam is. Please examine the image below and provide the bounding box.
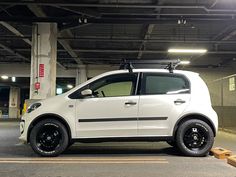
[12,48,236,54]
[0,17,66,69]
[0,5,14,13]
[27,4,46,17]
[0,22,31,45]
[58,31,82,65]
[54,38,236,44]
[53,6,100,17]
[2,36,236,44]
[100,12,236,17]
[137,24,155,59]
[0,43,30,62]
[0,16,235,24]
[27,4,82,65]
[0,2,234,13]
[212,25,236,40]
[221,30,236,41]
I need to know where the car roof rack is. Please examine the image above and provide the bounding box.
[119,59,181,73]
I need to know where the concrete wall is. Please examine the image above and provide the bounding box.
[188,67,236,131]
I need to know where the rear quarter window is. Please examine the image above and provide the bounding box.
[141,73,190,95]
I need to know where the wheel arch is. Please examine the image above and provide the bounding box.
[173,113,216,138]
[27,113,72,143]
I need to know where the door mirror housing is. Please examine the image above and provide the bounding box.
[81,89,93,97]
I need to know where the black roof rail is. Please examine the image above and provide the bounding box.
[119,59,180,73]
[119,59,134,73]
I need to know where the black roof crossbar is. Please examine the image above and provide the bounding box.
[119,59,180,73]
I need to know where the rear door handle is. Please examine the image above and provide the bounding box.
[174,99,186,104]
[125,101,137,105]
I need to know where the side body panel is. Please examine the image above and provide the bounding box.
[75,96,139,138]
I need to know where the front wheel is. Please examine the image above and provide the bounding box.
[176,119,214,157]
[29,119,69,157]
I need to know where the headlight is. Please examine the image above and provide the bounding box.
[27,103,41,113]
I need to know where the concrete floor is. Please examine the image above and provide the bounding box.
[0,121,235,177]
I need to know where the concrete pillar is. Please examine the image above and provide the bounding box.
[9,87,20,119]
[30,23,57,99]
[76,65,87,85]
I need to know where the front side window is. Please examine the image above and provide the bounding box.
[69,73,138,99]
[90,73,138,97]
[141,73,190,95]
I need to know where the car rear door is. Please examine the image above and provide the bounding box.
[137,72,191,136]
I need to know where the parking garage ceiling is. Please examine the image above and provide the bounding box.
[0,0,236,69]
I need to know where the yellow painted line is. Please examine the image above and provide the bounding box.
[0,157,168,164]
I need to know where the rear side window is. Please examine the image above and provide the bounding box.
[141,73,190,95]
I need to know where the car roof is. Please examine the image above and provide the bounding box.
[105,69,199,76]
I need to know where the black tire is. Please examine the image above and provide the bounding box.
[29,119,69,157]
[176,119,214,157]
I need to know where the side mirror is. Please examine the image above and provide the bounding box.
[80,89,92,97]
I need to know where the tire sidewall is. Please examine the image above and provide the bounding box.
[29,119,69,157]
[176,120,214,156]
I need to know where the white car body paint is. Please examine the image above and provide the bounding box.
[19,69,218,142]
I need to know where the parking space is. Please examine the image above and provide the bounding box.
[0,121,235,177]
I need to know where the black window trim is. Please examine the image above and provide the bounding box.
[139,72,191,96]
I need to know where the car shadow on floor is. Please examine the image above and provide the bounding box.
[63,144,183,157]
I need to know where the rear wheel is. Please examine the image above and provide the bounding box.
[176,119,214,157]
[29,119,69,157]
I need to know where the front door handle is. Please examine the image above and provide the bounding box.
[125,101,137,105]
[174,99,186,104]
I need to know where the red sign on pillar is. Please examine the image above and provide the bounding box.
[35,82,40,90]
[39,64,44,77]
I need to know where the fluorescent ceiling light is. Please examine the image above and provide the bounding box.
[67,84,73,89]
[168,48,207,54]
[1,75,9,80]
[56,88,63,95]
[12,77,16,82]
[180,61,190,65]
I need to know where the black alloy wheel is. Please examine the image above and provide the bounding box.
[30,119,69,157]
[183,126,207,151]
[176,119,214,157]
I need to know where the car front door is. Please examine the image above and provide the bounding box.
[138,72,191,136]
[74,73,139,138]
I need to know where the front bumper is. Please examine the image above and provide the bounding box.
[19,117,28,143]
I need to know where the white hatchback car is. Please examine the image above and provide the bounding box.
[20,68,218,157]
